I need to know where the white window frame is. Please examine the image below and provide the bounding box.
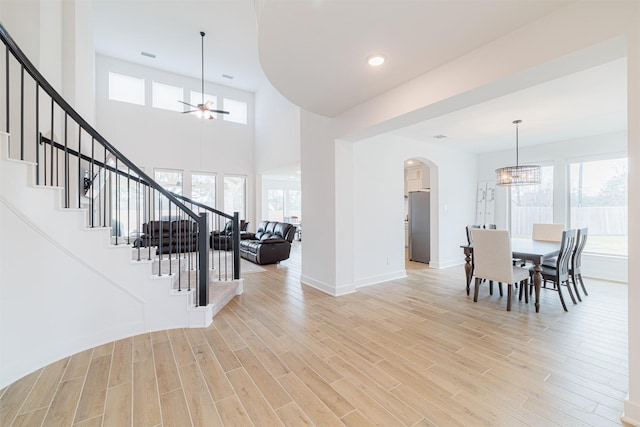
[222,98,248,124]
[223,175,247,219]
[191,171,217,208]
[567,154,628,256]
[509,163,554,239]
[152,81,183,112]
[108,71,145,105]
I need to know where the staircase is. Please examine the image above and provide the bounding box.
[0,23,243,389]
[1,131,242,387]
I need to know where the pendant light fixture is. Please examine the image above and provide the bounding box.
[495,120,540,186]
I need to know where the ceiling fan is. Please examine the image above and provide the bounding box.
[179,31,229,119]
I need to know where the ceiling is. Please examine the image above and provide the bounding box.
[92,0,267,92]
[91,0,627,155]
[257,0,571,117]
[392,57,627,153]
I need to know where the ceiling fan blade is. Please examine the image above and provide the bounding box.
[178,100,197,108]
[208,109,230,115]
[182,110,198,114]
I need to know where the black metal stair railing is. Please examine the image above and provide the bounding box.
[0,22,216,306]
[169,193,241,281]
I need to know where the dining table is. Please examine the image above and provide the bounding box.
[461,238,561,313]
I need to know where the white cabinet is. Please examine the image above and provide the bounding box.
[407,178,422,193]
[404,165,429,196]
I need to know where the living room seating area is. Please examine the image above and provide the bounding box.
[134,219,199,254]
[210,220,250,250]
[239,221,297,265]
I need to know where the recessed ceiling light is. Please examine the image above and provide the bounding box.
[367,54,385,67]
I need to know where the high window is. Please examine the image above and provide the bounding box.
[108,72,144,105]
[510,165,553,238]
[223,98,248,124]
[152,81,183,112]
[223,175,246,219]
[569,157,627,256]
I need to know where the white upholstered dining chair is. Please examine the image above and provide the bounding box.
[471,229,531,311]
[532,223,564,242]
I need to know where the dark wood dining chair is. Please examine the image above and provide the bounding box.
[535,229,578,311]
[465,224,481,246]
[570,227,589,301]
[471,229,530,311]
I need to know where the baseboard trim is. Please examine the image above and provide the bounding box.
[187,304,214,328]
[431,259,465,269]
[355,270,407,289]
[300,275,356,296]
[623,396,640,426]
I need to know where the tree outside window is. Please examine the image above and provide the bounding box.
[267,189,284,221]
[569,157,627,255]
[192,172,216,208]
[224,175,246,219]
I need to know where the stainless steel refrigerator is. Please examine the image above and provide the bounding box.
[408,191,430,264]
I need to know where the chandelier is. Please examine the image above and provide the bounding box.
[495,120,541,186]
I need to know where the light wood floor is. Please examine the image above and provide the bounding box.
[0,242,630,426]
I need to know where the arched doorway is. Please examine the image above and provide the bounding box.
[404,157,437,270]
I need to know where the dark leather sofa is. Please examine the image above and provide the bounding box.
[134,219,199,254]
[239,221,296,265]
[210,220,250,250]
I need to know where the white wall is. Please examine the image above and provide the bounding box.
[299,110,337,294]
[352,133,476,280]
[254,82,300,175]
[61,0,95,123]
[0,1,61,92]
[0,0,64,163]
[335,138,355,293]
[95,55,255,222]
[0,198,145,387]
[254,82,301,226]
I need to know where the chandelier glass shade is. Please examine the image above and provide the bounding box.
[495,120,541,186]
